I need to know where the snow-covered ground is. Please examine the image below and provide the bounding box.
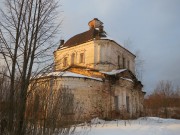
[72,117,180,135]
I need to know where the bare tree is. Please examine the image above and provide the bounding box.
[26,78,83,135]
[154,80,174,118]
[123,38,133,51]
[135,50,144,81]
[0,0,61,134]
[123,39,144,81]
[144,80,180,118]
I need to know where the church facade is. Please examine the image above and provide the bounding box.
[29,18,145,121]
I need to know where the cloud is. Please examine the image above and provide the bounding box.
[61,0,180,93]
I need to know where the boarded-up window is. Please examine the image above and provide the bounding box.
[123,57,126,68]
[127,60,130,69]
[61,91,74,115]
[118,55,120,68]
[33,94,39,113]
[114,96,119,111]
[80,53,85,63]
[126,96,130,113]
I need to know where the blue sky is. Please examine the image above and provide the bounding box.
[61,0,180,94]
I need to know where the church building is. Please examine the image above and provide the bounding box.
[29,18,145,121]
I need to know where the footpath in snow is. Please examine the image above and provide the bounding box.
[72,117,180,135]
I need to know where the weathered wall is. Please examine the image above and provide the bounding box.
[54,41,95,71]
[54,39,135,74]
[29,77,110,120]
[94,40,135,74]
[113,79,144,118]
[29,75,144,120]
[52,77,112,120]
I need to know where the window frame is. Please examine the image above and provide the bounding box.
[123,57,126,68]
[61,92,74,115]
[126,96,130,113]
[114,96,119,111]
[71,53,75,65]
[79,53,85,63]
[63,57,68,67]
[127,60,130,69]
[118,55,120,68]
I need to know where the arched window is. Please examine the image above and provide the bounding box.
[126,96,130,113]
[127,60,130,69]
[80,53,85,63]
[118,55,120,68]
[63,57,68,67]
[114,96,119,111]
[71,53,75,65]
[123,57,126,68]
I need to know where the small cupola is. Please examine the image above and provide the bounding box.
[88,18,103,30]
